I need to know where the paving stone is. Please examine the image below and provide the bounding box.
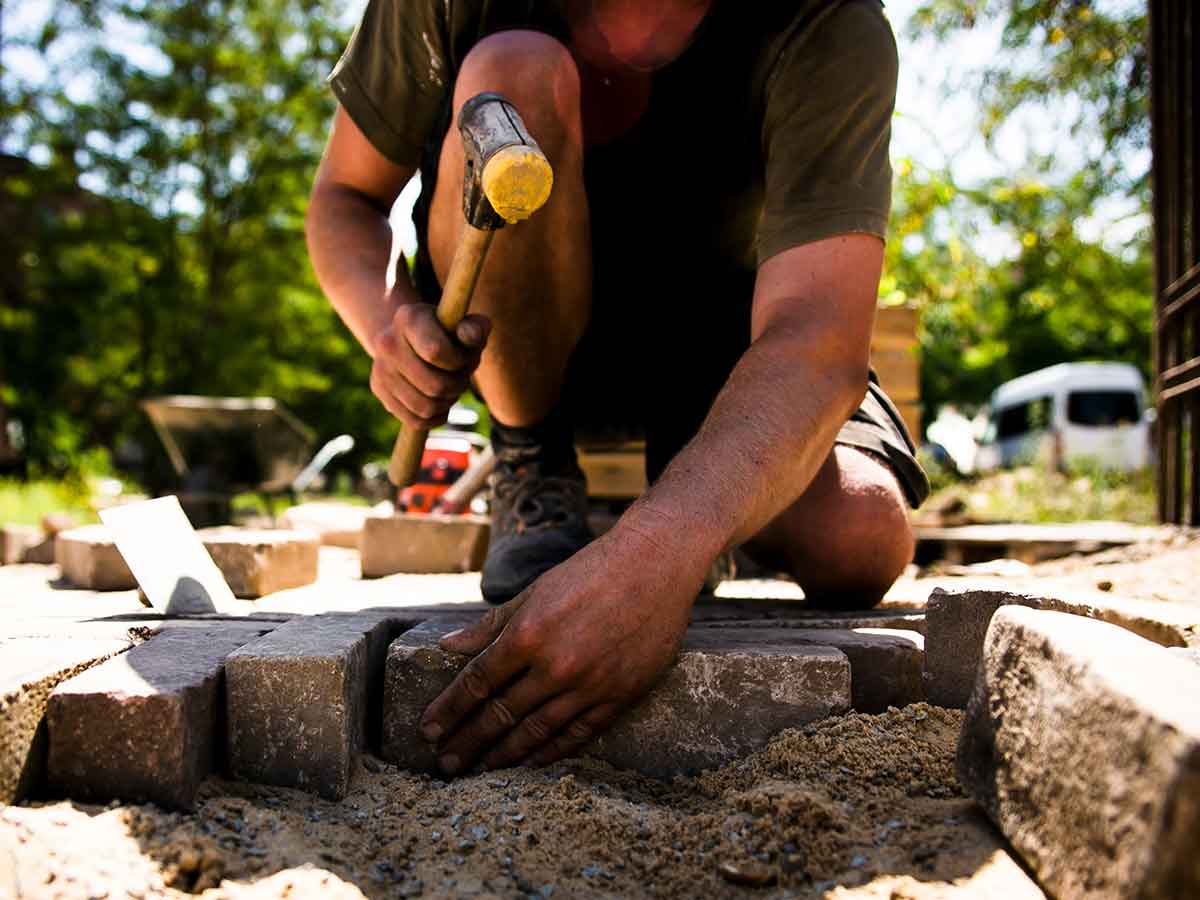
[381,622,851,778]
[46,624,270,810]
[55,525,136,591]
[41,512,80,536]
[381,618,479,772]
[0,637,133,803]
[691,600,927,635]
[280,502,371,548]
[360,513,490,577]
[924,587,1199,708]
[225,610,414,799]
[958,606,1200,900]
[1,524,43,565]
[691,626,924,713]
[197,528,320,598]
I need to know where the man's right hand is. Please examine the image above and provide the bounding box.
[370,303,492,429]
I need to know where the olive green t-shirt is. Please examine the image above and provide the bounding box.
[329,0,898,269]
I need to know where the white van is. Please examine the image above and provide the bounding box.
[974,362,1151,473]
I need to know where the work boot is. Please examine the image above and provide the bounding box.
[481,413,593,604]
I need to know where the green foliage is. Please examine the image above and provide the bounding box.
[885,0,1153,426]
[0,479,101,526]
[907,0,1149,194]
[1,0,392,479]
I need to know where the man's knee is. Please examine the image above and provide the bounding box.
[454,31,582,146]
[747,446,914,610]
[795,480,913,609]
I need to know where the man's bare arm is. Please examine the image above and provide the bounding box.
[307,107,491,428]
[306,106,415,355]
[417,233,883,773]
[623,233,881,561]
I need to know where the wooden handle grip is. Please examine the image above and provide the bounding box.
[387,225,496,488]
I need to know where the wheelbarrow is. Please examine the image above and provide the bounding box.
[141,395,354,526]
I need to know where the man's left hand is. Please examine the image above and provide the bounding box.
[419,523,705,774]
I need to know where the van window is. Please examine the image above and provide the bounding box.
[1067,390,1140,427]
[995,396,1053,440]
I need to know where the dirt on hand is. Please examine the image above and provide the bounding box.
[0,704,1038,899]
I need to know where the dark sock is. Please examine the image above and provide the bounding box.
[490,405,576,470]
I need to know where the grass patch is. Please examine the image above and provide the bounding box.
[922,463,1157,525]
[0,478,101,526]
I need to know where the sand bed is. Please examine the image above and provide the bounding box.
[1,705,1039,899]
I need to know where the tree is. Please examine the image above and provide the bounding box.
[1,0,391,477]
[884,0,1153,427]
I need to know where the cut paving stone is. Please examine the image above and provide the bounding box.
[197,527,320,598]
[280,502,371,548]
[360,513,489,577]
[1,524,44,565]
[958,606,1200,900]
[46,624,271,810]
[225,610,413,799]
[690,625,923,713]
[55,524,136,591]
[924,586,1200,708]
[382,622,852,778]
[0,636,133,804]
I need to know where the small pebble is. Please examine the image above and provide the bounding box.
[718,861,775,886]
[1097,579,1114,591]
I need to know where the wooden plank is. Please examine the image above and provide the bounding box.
[578,446,646,499]
[872,305,920,338]
[871,348,920,402]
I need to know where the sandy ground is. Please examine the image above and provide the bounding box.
[0,706,1040,900]
[3,528,1197,898]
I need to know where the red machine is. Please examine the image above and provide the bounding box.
[398,434,475,514]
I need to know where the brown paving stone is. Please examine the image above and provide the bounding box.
[224,610,415,799]
[360,514,489,577]
[382,621,851,778]
[958,606,1200,900]
[46,624,271,810]
[0,637,133,803]
[1,524,43,565]
[55,525,136,591]
[197,528,320,598]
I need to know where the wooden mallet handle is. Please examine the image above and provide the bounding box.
[387,93,553,488]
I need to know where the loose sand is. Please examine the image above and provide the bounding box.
[0,705,1041,899]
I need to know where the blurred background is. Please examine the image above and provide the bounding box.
[0,0,1164,525]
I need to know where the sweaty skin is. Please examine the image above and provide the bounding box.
[307,0,910,775]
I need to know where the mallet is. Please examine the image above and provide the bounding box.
[387,92,555,488]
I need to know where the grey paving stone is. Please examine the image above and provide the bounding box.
[925,587,1200,708]
[380,618,479,772]
[46,624,270,810]
[0,637,133,803]
[691,626,924,713]
[225,611,414,799]
[197,528,320,598]
[381,622,852,778]
[691,601,927,635]
[958,606,1200,900]
[55,525,136,591]
[360,514,490,577]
